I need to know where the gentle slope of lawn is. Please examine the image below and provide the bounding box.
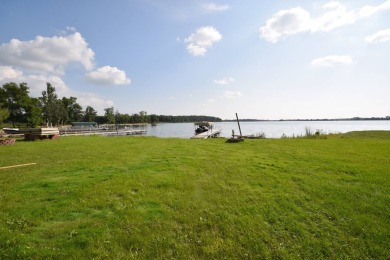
[0,131,389,258]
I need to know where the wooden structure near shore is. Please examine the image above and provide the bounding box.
[227,113,245,142]
[19,128,60,141]
[60,124,147,137]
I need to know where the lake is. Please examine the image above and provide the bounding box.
[146,120,390,138]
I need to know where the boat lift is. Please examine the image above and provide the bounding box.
[191,122,221,139]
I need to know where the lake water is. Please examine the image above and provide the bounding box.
[146,120,390,138]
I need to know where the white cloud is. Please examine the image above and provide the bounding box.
[259,7,311,43]
[85,66,131,85]
[25,74,70,97]
[223,90,242,100]
[311,2,356,32]
[213,77,235,85]
[77,92,114,113]
[0,66,23,81]
[185,26,222,56]
[0,66,68,96]
[186,43,208,56]
[201,3,230,12]
[0,31,122,114]
[359,0,390,17]
[311,55,353,67]
[365,28,390,43]
[260,1,390,42]
[0,32,94,74]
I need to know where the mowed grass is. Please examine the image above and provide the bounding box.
[0,131,389,258]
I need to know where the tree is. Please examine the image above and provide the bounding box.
[116,113,131,124]
[132,113,141,123]
[84,106,97,122]
[104,107,115,124]
[0,107,10,126]
[62,97,83,123]
[95,115,107,125]
[40,83,59,126]
[139,111,147,123]
[0,82,31,127]
[25,97,42,127]
[54,99,68,126]
[150,114,159,125]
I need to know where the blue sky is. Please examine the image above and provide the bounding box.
[0,0,389,120]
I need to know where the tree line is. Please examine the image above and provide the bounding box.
[0,82,221,127]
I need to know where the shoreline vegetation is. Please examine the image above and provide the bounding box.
[1,131,389,258]
[1,82,389,129]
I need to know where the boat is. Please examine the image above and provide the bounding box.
[191,122,221,139]
[3,128,20,134]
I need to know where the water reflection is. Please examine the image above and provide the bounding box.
[146,121,390,138]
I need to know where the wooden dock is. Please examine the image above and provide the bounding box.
[60,129,146,137]
[104,130,147,136]
[19,128,60,140]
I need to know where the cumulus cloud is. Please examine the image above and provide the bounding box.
[0,66,23,81]
[85,66,131,85]
[185,26,222,56]
[259,7,311,43]
[0,30,124,113]
[0,66,70,96]
[311,55,353,67]
[359,0,390,17]
[77,92,114,113]
[365,28,390,43]
[260,1,390,43]
[311,2,356,32]
[201,3,230,12]
[213,77,235,85]
[0,32,94,74]
[223,91,242,100]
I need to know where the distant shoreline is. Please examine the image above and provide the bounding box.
[222,117,390,122]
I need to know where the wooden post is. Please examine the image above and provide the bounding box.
[236,113,242,138]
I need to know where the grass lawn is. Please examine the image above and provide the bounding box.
[0,131,389,258]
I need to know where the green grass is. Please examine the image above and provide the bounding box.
[0,132,389,258]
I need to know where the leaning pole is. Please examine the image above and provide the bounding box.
[236,113,242,138]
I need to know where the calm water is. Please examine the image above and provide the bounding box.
[146,121,390,138]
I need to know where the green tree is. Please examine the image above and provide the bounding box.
[104,107,115,124]
[25,97,42,127]
[150,114,159,125]
[40,83,59,126]
[132,113,141,123]
[62,97,83,123]
[54,99,68,126]
[0,82,31,127]
[95,115,107,125]
[0,107,10,126]
[84,106,97,122]
[116,113,131,124]
[139,111,147,123]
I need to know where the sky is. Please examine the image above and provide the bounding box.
[0,0,389,120]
